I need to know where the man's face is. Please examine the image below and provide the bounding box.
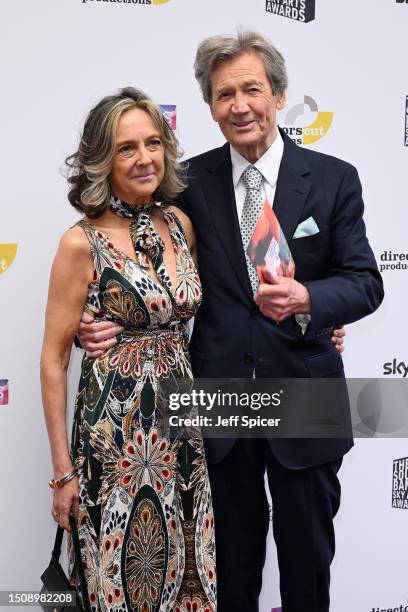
[210,51,285,163]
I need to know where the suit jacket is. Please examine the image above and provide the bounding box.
[176,129,384,468]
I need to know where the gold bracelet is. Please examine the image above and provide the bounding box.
[49,468,77,490]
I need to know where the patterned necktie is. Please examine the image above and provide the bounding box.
[240,165,265,292]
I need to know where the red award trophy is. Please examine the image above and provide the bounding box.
[247,200,295,281]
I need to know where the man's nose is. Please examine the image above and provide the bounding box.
[231,92,250,114]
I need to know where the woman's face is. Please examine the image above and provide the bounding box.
[110,107,165,205]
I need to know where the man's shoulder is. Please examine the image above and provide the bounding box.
[186,143,229,170]
[304,147,355,171]
[285,136,357,178]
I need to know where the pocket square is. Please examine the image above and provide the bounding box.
[293,217,320,239]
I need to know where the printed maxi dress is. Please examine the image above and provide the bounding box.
[69,202,216,612]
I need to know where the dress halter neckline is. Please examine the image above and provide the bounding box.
[109,194,157,219]
[106,194,172,294]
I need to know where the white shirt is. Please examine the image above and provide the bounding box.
[230,128,284,222]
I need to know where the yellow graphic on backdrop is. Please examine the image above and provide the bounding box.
[0,244,18,274]
[152,0,171,4]
[303,112,334,145]
[282,95,333,146]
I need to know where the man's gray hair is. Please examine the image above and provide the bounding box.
[194,30,288,105]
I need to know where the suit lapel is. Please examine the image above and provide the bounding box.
[273,130,312,243]
[202,144,253,296]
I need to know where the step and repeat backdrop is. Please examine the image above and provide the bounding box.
[1,0,407,610]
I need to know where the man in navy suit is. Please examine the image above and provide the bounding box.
[79,31,383,612]
[175,31,383,612]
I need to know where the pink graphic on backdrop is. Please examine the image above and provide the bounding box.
[0,379,9,405]
[271,608,282,612]
[160,105,176,131]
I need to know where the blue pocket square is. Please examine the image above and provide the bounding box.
[293,217,320,239]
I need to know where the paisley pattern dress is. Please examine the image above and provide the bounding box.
[69,200,216,612]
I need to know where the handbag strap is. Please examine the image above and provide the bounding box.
[50,517,91,612]
[69,515,91,612]
[51,526,65,563]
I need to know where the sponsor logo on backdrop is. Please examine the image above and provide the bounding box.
[392,456,408,510]
[370,607,408,612]
[0,380,9,406]
[383,360,408,377]
[281,95,333,145]
[0,244,17,275]
[82,0,171,5]
[378,250,408,273]
[404,95,408,146]
[160,105,176,131]
[265,0,315,22]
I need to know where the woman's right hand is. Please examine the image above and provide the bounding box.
[51,477,80,532]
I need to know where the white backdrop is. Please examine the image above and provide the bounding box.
[1,1,407,610]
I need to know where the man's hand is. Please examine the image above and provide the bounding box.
[255,269,346,352]
[331,326,345,354]
[77,312,124,358]
[254,269,311,323]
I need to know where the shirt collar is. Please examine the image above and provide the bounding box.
[230,128,284,188]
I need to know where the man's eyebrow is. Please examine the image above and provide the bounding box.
[215,78,262,93]
[242,78,263,87]
[214,85,231,94]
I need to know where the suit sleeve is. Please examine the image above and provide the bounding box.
[302,164,384,339]
[171,187,193,219]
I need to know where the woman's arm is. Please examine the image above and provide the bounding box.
[40,226,92,530]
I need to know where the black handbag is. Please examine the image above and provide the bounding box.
[40,515,91,612]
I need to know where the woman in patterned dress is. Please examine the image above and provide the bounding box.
[41,87,216,612]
